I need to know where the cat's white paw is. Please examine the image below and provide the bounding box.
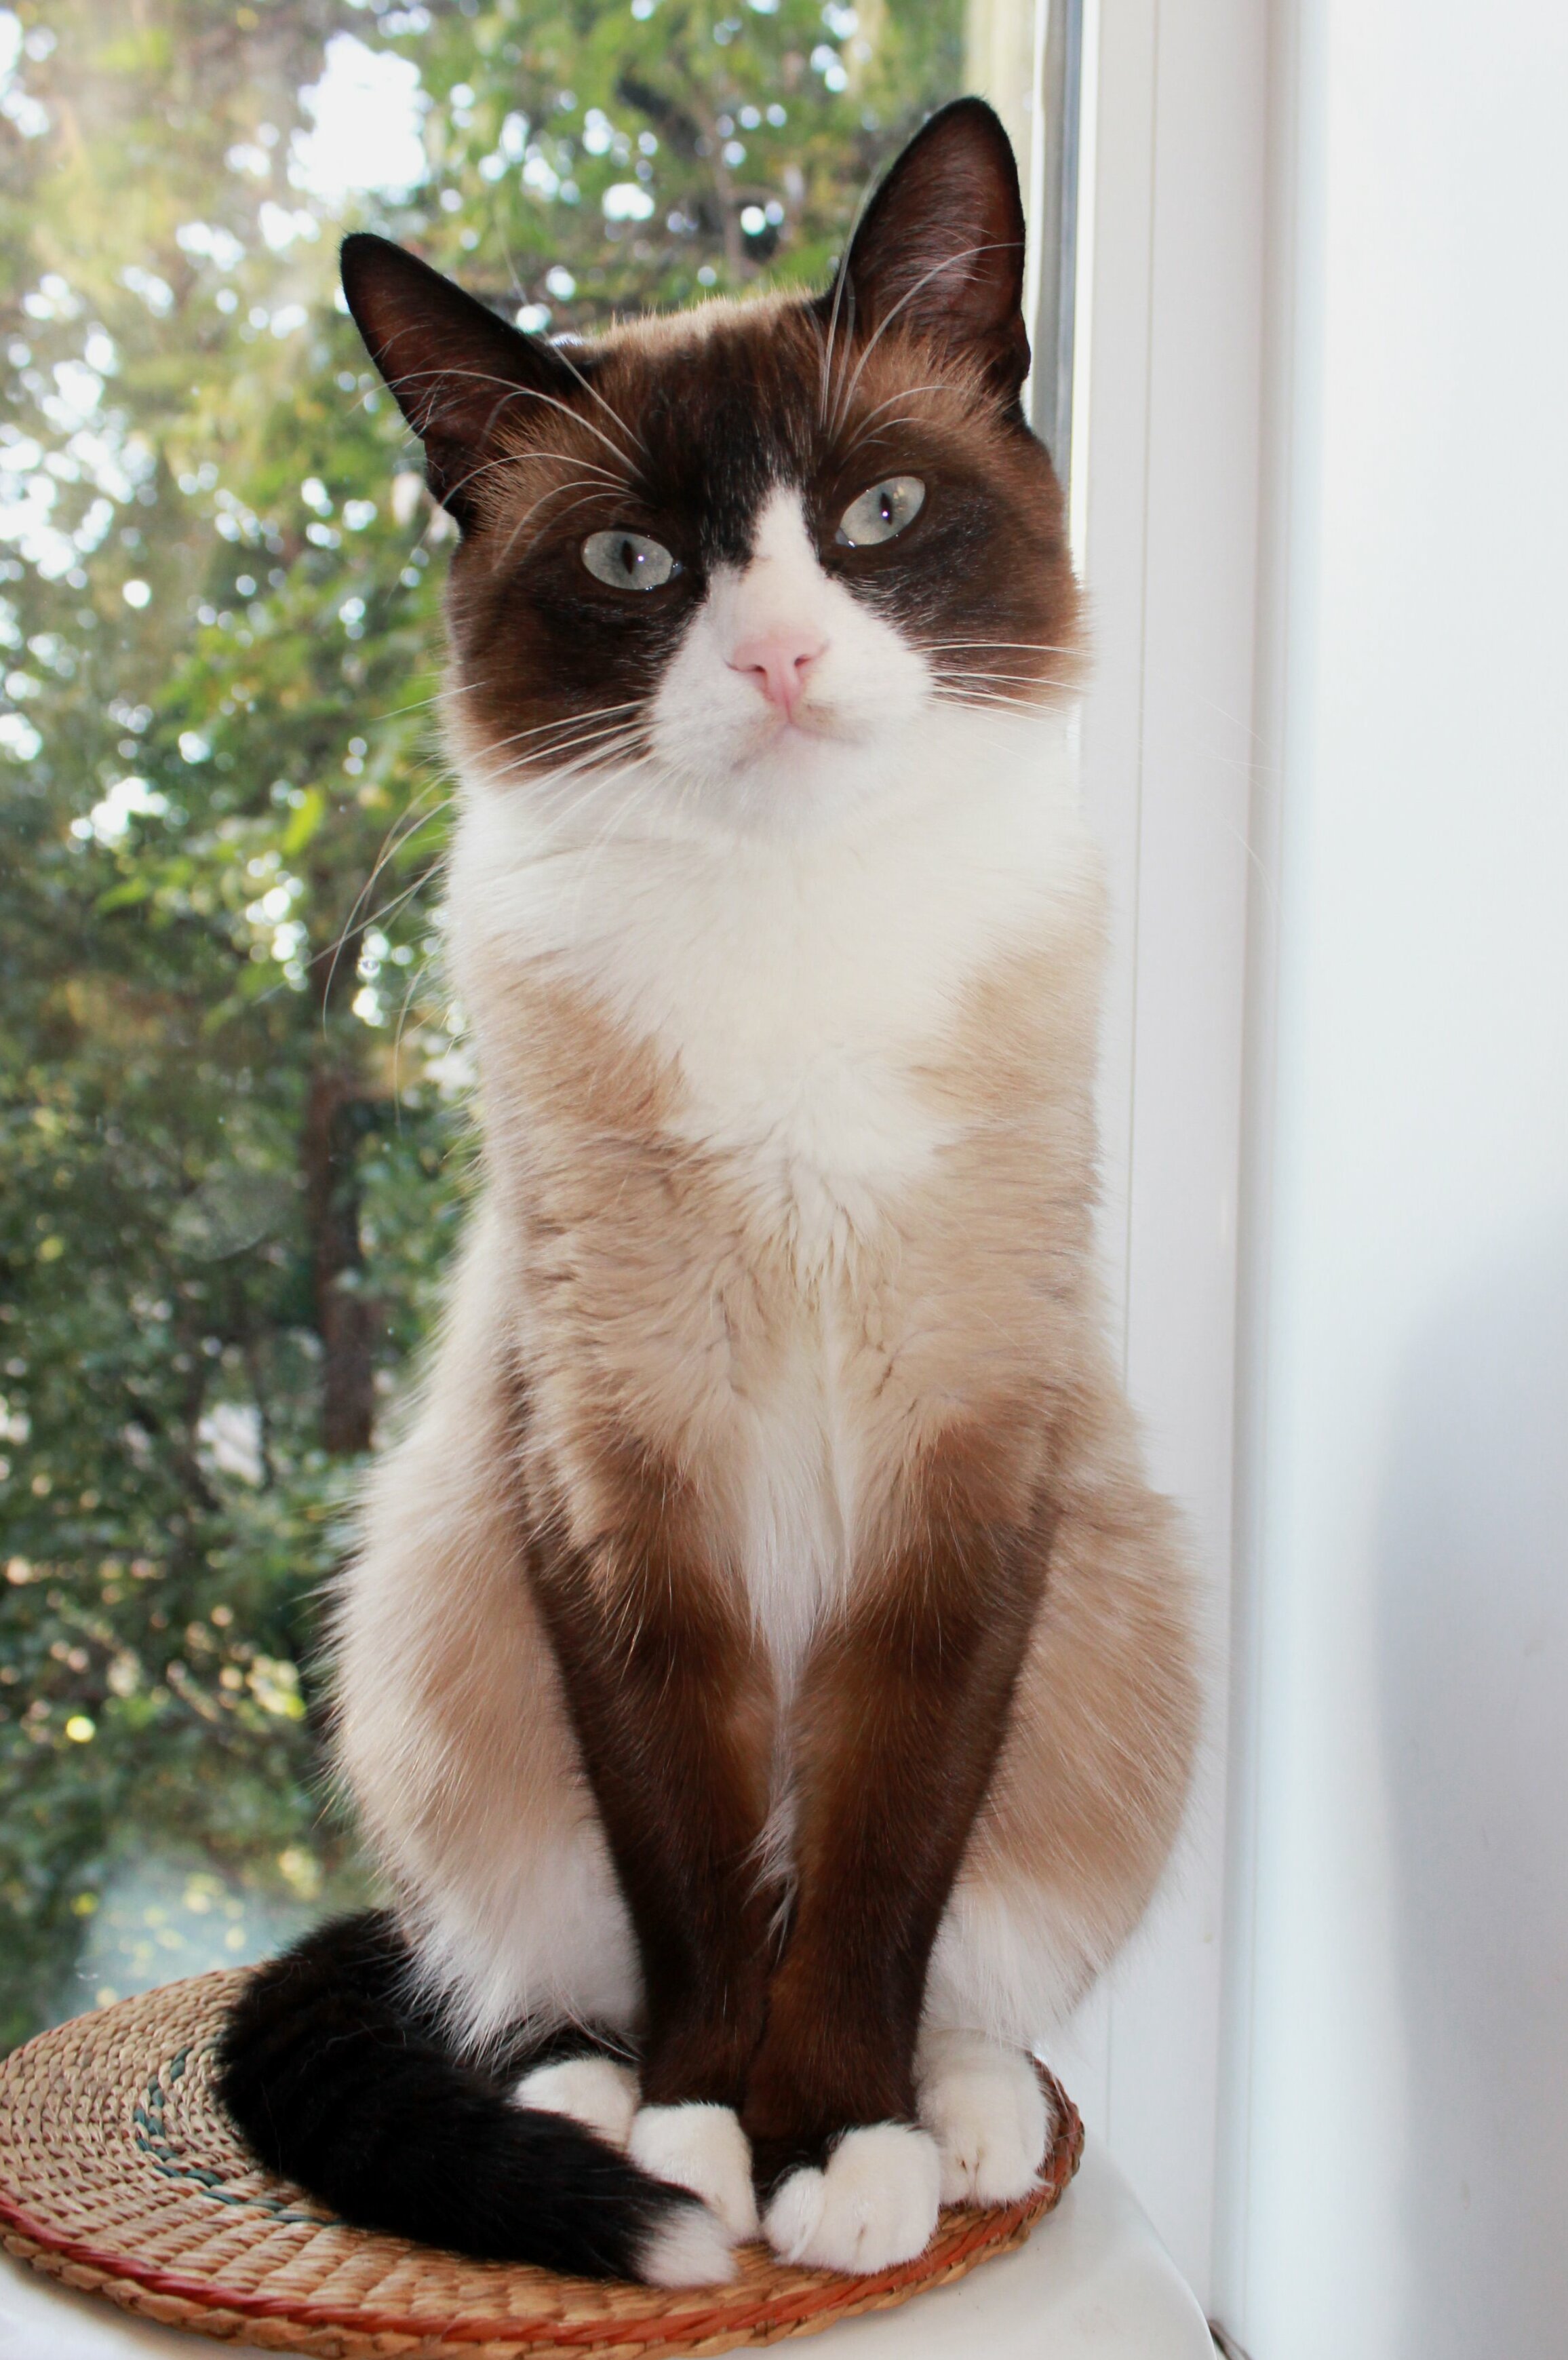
[511,2055,640,2150]
[916,2032,1051,2207]
[627,2102,760,2241]
[762,2123,941,2274]
[636,2199,739,2287]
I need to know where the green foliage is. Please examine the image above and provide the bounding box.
[0,0,961,2051]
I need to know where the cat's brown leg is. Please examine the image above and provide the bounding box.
[741,1434,1050,2202]
[523,1446,777,2121]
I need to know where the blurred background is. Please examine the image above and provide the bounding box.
[0,0,967,2051]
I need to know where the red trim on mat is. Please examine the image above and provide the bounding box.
[0,2181,1040,2348]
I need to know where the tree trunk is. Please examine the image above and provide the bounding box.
[300,1064,376,1456]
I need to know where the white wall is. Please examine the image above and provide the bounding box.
[1217,1,1568,2352]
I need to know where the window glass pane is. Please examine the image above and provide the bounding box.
[0,0,980,2052]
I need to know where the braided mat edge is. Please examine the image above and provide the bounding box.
[0,1969,1082,2359]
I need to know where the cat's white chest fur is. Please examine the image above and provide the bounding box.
[453,708,1091,1677]
[456,705,1084,1235]
[627,847,965,1264]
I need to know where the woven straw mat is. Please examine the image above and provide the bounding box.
[0,1969,1082,2359]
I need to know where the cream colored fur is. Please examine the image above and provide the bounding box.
[333,488,1197,2112]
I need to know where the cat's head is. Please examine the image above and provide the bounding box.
[342,98,1079,838]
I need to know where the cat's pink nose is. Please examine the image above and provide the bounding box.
[728,628,825,718]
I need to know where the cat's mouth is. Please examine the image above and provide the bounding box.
[743,696,871,754]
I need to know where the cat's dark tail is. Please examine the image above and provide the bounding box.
[215,1910,731,2285]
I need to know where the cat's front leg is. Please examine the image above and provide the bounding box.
[741,1445,1049,2272]
[525,1450,776,2242]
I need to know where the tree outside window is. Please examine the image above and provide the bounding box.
[0,0,964,2051]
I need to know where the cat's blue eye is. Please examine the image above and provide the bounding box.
[835,475,926,548]
[582,530,677,591]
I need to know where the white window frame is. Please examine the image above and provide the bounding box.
[972,0,1269,2310]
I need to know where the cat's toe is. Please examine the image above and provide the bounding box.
[628,2102,760,2241]
[510,2055,640,2150]
[762,2123,940,2274]
[916,2034,1051,2207]
[761,2159,828,2262]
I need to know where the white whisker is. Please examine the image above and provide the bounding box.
[479,703,644,768]
[389,363,641,476]
[919,639,1081,657]
[928,668,1067,689]
[831,242,1009,436]
[485,723,646,790]
[354,853,446,951]
[498,479,617,570]
[834,386,953,471]
[362,674,498,727]
[543,339,650,471]
[818,163,884,427]
[491,727,649,808]
[933,686,1074,714]
[391,940,442,1109]
[321,779,454,1018]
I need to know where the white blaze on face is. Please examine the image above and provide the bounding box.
[648,485,933,828]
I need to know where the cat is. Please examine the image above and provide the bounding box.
[216,96,1198,2289]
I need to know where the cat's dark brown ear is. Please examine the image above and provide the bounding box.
[340,233,583,528]
[823,98,1030,404]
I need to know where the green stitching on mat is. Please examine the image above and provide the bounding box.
[130,2047,327,2227]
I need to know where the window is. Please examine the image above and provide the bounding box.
[3,0,1101,2051]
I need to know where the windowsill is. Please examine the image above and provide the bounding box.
[0,2143,1213,2359]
